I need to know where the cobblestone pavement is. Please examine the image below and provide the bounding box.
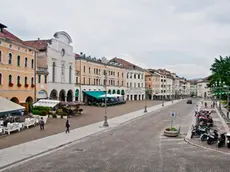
[4,99,230,172]
[0,100,161,149]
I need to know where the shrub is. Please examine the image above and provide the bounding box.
[32,109,40,115]
[40,110,48,116]
[56,109,63,115]
[166,127,177,131]
[52,114,57,118]
[61,112,68,118]
[33,106,50,113]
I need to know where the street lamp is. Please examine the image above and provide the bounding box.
[103,70,109,127]
[144,88,147,113]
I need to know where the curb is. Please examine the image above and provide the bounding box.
[184,137,230,156]
[215,107,230,132]
[0,99,183,171]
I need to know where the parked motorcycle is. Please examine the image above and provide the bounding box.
[226,133,230,148]
[217,132,226,148]
[191,125,208,139]
[207,130,219,145]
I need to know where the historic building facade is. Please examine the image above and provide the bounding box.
[75,54,126,102]
[110,58,145,101]
[0,23,36,112]
[25,31,75,101]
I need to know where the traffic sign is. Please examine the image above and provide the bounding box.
[170,112,175,117]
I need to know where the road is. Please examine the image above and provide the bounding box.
[3,99,230,172]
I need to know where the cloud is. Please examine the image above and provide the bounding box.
[1,0,230,79]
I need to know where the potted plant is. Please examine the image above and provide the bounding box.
[164,127,180,137]
[9,82,14,87]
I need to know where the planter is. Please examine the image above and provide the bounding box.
[164,127,180,137]
[63,116,67,119]
[57,115,61,119]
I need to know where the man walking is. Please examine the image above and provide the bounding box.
[65,119,70,133]
[40,117,45,131]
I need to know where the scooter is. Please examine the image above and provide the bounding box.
[191,125,208,139]
[200,128,211,141]
[217,132,226,148]
[226,133,230,148]
[207,130,219,145]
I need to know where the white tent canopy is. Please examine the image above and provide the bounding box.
[99,94,123,98]
[0,97,25,115]
[33,99,60,108]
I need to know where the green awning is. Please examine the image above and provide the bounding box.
[75,89,79,97]
[83,91,105,99]
[108,90,111,94]
[117,90,120,94]
[121,90,125,95]
[112,90,116,94]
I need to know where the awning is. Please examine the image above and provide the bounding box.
[75,89,79,97]
[99,94,123,98]
[0,97,25,115]
[33,99,60,108]
[83,91,105,99]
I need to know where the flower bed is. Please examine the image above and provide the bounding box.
[164,127,180,137]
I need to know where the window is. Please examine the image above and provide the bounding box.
[134,74,136,79]
[45,75,47,83]
[0,50,2,62]
[69,66,72,84]
[130,83,132,88]
[9,44,12,48]
[61,64,65,83]
[94,78,95,85]
[31,77,34,85]
[118,81,119,86]
[76,77,78,84]
[127,73,129,79]
[134,83,136,88]
[8,53,12,64]
[17,55,20,66]
[38,75,41,83]
[83,66,85,73]
[25,57,28,67]
[89,67,91,73]
[138,83,140,87]
[138,74,140,79]
[31,59,34,69]
[99,69,100,75]
[52,62,55,82]
[99,79,100,85]
[0,73,2,85]
[83,77,85,84]
[8,75,12,84]
[17,76,20,85]
[141,83,143,88]
[122,81,124,86]
[141,74,143,79]
[25,77,28,84]
[122,73,124,77]
[118,72,119,77]
[130,74,132,79]
[89,78,91,85]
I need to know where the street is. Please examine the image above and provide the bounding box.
[3,99,230,172]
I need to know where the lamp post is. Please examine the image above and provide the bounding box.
[103,70,109,127]
[144,88,147,113]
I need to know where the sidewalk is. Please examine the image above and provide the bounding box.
[0,99,182,170]
[185,99,230,154]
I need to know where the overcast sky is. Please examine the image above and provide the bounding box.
[1,0,230,79]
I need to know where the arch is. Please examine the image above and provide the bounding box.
[112,89,116,94]
[52,62,56,82]
[38,90,48,99]
[8,75,12,84]
[25,96,33,103]
[31,59,34,69]
[108,89,111,94]
[67,90,73,102]
[8,53,12,64]
[53,31,73,44]
[17,55,20,66]
[117,90,120,94]
[50,89,58,100]
[25,57,28,67]
[121,89,125,95]
[59,89,66,101]
[10,97,19,104]
[75,89,79,97]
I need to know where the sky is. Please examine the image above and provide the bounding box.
[1,0,230,79]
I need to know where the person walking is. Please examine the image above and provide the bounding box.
[65,119,70,133]
[40,117,45,130]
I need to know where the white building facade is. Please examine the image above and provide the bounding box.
[197,79,211,98]
[47,32,75,101]
[126,69,145,101]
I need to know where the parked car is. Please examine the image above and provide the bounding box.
[187,100,192,104]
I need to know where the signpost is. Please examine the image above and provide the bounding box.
[170,112,176,128]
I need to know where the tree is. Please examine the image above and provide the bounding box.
[209,56,230,86]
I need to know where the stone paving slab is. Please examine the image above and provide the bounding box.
[0,99,182,170]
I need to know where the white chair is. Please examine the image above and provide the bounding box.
[4,122,20,135]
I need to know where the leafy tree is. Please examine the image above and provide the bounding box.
[209,56,230,86]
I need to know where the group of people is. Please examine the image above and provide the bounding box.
[39,118,70,133]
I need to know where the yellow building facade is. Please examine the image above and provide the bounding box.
[0,23,36,112]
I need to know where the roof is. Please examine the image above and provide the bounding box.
[110,57,143,71]
[24,39,51,51]
[0,28,24,44]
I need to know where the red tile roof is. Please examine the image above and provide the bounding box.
[110,57,143,71]
[24,40,51,51]
[0,28,24,44]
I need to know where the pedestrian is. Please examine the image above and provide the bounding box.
[39,117,45,130]
[65,119,70,133]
